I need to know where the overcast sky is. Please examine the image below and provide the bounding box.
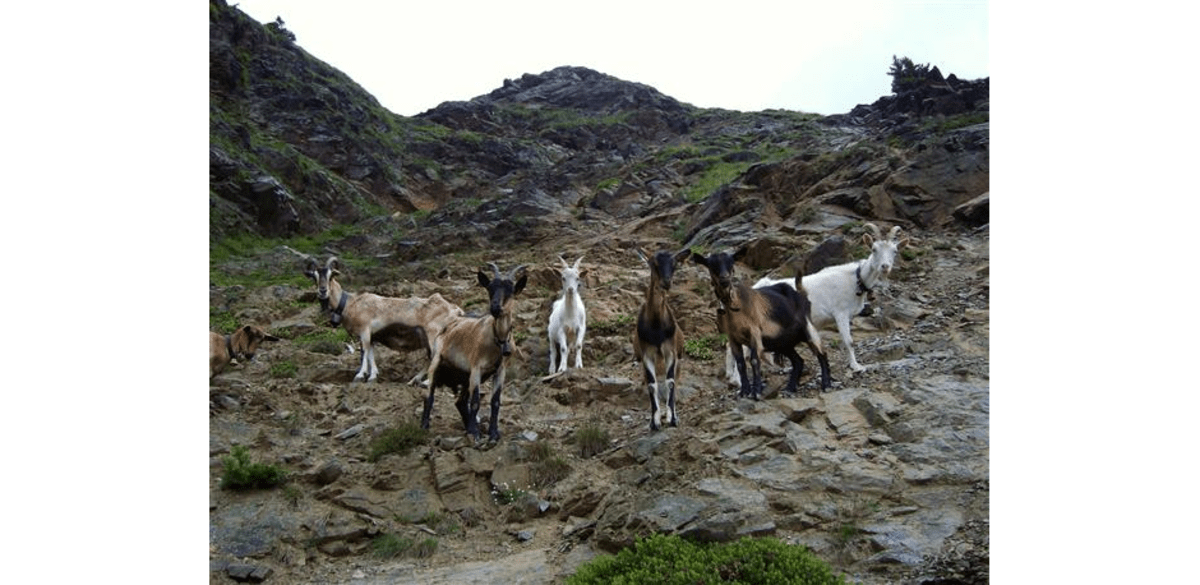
[236,0,988,116]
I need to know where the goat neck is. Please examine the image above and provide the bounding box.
[478,264,527,356]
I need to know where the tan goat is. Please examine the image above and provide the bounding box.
[210,325,279,380]
[632,247,690,431]
[421,264,527,443]
[302,255,464,383]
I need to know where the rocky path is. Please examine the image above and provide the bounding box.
[209,227,988,584]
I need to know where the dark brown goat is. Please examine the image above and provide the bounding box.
[633,247,690,430]
[692,250,831,399]
[421,263,527,443]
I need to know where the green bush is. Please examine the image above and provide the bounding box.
[371,533,413,559]
[269,361,298,379]
[566,533,846,585]
[575,425,611,458]
[684,334,727,361]
[368,423,429,462]
[220,445,288,490]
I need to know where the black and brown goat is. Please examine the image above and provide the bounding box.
[692,250,831,399]
[421,264,527,443]
[210,325,279,380]
[633,247,690,431]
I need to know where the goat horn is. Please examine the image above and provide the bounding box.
[325,256,340,270]
[864,223,882,240]
[888,225,902,241]
[486,262,501,279]
[510,265,527,280]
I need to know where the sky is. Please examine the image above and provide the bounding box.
[236,0,988,116]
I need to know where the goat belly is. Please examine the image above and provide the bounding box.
[431,359,500,391]
[636,317,676,347]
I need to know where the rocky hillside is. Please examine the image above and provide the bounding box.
[209,1,989,583]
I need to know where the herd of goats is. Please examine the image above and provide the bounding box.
[209,224,907,444]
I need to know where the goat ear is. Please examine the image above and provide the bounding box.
[861,233,874,246]
[689,251,709,267]
[477,269,491,288]
[514,273,528,295]
[731,247,749,262]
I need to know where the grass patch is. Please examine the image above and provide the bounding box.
[368,423,430,462]
[566,533,846,585]
[292,328,350,355]
[574,425,611,458]
[589,314,635,336]
[269,361,298,379]
[371,534,414,559]
[684,334,726,361]
[220,445,288,490]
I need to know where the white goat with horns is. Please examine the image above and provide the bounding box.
[547,255,587,375]
[724,223,907,383]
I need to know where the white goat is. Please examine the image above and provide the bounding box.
[547,255,587,375]
[301,255,464,383]
[724,223,906,382]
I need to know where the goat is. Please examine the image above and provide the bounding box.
[547,255,587,375]
[421,263,527,443]
[693,249,831,400]
[302,255,464,383]
[632,247,690,431]
[210,325,279,380]
[723,223,906,382]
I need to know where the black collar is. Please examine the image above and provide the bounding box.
[855,263,871,296]
[327,291,349,325]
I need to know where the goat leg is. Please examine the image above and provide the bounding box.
[809,340,832,391]
[666,359,679,427]
[487,366,505,443]
[454,388,472,433]
[730,343,752,398]
[420,383,437,430]
[780,348,805,396]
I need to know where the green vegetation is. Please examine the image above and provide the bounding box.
[367,423,430,462]
[566,533,846,585]
[574,425,611,458]
[291,328,350,355]
[888,55,932,94]
[590,314,635,336]
[371,534,438,560]
[684,334,727,361]
[269,361,298,379]
[528,443,572,488]
[220,445,288,490]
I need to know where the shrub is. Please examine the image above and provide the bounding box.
[371,534,413,559]
[566,533,846,585]
[684,334,726,361]
[531,456,571,488]
[888,55,932,94]
[269,361,298,379]
[220,445,288,490]
[575,425,611,458]
[368,423,429,462]
[590,314,635,336]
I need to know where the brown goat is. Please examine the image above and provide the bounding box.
[302,256,464,383]
[421,264,527,443]
[692,250,830,399]
[210,325,279,380]
[633,247,690,430]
